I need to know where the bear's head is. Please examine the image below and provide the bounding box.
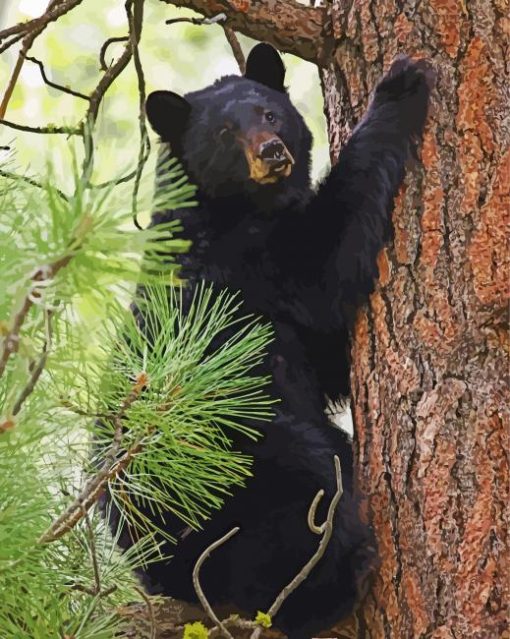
[146,44,312,201]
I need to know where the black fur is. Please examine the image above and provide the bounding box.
[116,46,433,638]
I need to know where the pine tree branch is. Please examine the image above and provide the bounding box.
[159,0,329,64]
[39,372,149,544]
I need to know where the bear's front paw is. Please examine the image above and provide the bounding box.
[376,55,436,102]
[374,55,436,141]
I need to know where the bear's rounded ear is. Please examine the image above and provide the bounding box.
[145,91,191,143]
[245,43,286,93]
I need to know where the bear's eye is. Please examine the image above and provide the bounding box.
[265,111,276,124]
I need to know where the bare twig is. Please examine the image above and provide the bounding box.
[307,487,326,534]
[25,56,90,100]
[250,455,343,639]
[135,587,157,639]
[12,308,54,415]
[0,30,39,119]
[165,9,246,76]
[0,0,82,117]
[165,12,227,26]
[81,32,132,181]
[81,1,143,181]
[0,255,72,381]
[73,583,117,599]
[0,0,84,45]
[99,36,129,71]
[192,526,240,639]
[59,398,110,419]
[88,168,139,190]
[0,119,81,135]
[86,28,133,125]
[85,510,102,595]
[0,169,69,200]
[127,0,149,230]
[38,372,149,543]
[270,456,342,614]
[0,33,25,56]
[222,27,245,74]
[209,617,257,637]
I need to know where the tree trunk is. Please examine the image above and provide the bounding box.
[320,1,509,637]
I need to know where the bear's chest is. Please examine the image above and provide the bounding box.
[184,219,278,309]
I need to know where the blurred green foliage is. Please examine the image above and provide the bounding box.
[0,0,330,192]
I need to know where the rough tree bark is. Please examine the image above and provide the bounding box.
[158,1,508,636]
[320,2,509,638]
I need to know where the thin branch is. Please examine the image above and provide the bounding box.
[0,169,69,200]
[59,399,111,419]
[165,12,227,26]
[1,28,42,119]
[0,118,81,135]
[0,295,32,382]
[99,36,129,71]
[25,55,90,101]
[84,510,102,595]
[127,0,149,230]
[269,456,343,616]
[307,487,326,534]
[192,526,240,639]
[165,10,247,115]
[209,617,257,637]
[159,0,328,65]
[86,31,133,125]
[81,2,139,180]
[12,308,54,416]
[0,0,84,45]
[250,455,343,639]
[135,587,156,639]
[0,33,25,56]
[88,168,139,190]
[0,255,72,381]
[222,27,245,74]
[38,372,149,543]
[0,0,81,117]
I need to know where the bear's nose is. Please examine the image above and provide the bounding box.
[259,138,287,164]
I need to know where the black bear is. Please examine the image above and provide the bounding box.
[125,44,433,638]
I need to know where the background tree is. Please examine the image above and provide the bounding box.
[1,1,508,637]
